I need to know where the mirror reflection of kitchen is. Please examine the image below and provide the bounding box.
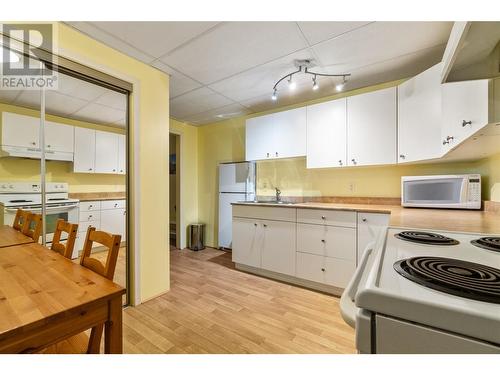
[0,58,129,305]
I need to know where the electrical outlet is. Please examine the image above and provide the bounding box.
[349,182,355,192]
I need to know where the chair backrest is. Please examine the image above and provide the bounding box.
[51,219,79,259]
[21,212,43,243]
[80,226,121,280]
[12,209,29,231]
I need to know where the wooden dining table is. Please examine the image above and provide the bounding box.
[0,225,34,248]
[0,242,125,353]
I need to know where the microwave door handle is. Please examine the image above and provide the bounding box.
[461,179,468,202]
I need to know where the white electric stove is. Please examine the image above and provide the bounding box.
[341,227,500,354]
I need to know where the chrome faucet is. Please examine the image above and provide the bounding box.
[275,187,282,202]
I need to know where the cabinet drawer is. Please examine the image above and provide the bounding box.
[78,221,100,233]
[297,223,355,260]
[296,252,356,289]
[79,201,101,212]
[79,211,100,223]
[232,205,296,222]
[101,199,126,210]
[297,208,356,227]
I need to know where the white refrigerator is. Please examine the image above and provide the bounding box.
[218,161,256,249]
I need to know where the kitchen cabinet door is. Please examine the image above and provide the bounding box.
[260,219,296,276]
[73,127,96,173]
[357,212,389,265]
[95,130,119,174]
[306,98,347,168]
[245,114,275,161]
[347,87,397,166]
[1,112,39,149]
[100,208,126,239]
[117,134,126,174]
[324,257,356,289]
[232,217,262,268]
[272,107,306,159]
[398,63,443,163]
[441,79,489,153]
[45,121,74,154]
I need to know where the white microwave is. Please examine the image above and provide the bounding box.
[401,174,481,209]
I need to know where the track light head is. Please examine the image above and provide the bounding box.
[288,75,296,90]
[336,76,347,92]
[312,76,319,91]
[271,89,278,101]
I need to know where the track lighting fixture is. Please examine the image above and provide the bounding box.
[271,59,350,101]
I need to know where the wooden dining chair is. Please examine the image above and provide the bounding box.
[51,219,79,259]
[21,212,43,243]
[12,208,29,231]
[40,226,122,354]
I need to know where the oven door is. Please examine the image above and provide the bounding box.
[402,177,467,208]
[4,203,79,243]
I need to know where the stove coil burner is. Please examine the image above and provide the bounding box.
[471,237,500,253]
[394,231,459,245]
[394,256,500,304]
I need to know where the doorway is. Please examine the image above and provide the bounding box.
[169,133,180,248]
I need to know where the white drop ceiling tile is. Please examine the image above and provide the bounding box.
[91,21,219,58]
[183,103,251,125]
[57,73,108,102]
[12,90,42,109]
[94,90,128,111]
[169,87,233,118]
[151,61,202,97]
[208,49,315,102]
[0,90,21,104]
[72,103,125,125]
[160,22,309,84]
[297,21,373,45]
[67,22,154,63]
[45,91,88,116]
[312,21,453,73]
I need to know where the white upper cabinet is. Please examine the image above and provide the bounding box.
[441,79,490,152]
[347,87,397,166]
[245,107,306,161]
[95,130,119,174]
[306,98,347,168]
[398,63,443,163]
[118,134,126,174]
[1,112,39,149]
[73,127,96,173]
[45,121,74,155]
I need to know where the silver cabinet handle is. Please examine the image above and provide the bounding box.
[321,239,326,243]
[338,160,343,166]
[321,268,325,272]
[263,224,268,228]
[88,168,93,171]
[266,152,270,158]
[351,159,357,165]
[462,120,472,127]
[114,203,118,207]
[321,215,326,220]
[362,218,367,222]
[254,223,258,227]
[443,135,454,145]
[31,142,36,145]
[275,152,278,157]
[399,154,405,159]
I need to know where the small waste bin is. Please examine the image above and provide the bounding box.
[188,223,205,251]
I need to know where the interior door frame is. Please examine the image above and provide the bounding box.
[169,130,183,249]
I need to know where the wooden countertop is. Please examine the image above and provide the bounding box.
[232,201,500,235]
[69,192,126,202]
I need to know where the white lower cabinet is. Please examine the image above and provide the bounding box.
[297,223,355,260]
[296,252,356,289]
[357,212,390,264]
[261,220,296,276]
[232,217,263,268]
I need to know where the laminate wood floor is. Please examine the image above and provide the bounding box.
[122,247,356,354]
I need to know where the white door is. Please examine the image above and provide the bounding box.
[1,112,39,148]
[73,127,96,173]
[442,79,489,153]
[218,192,247,249]
[324,257,356,288]
[246,114,275,161]
[347,87,397,166]
[306,98,347,168]
[117,134,126,174]
[45,121,74,154]
[296,252,326,284]
[95,131,119,174]
[357,213,389,264]
[101,209,126,239]
[273,107,307,159]
[232,217,262,268]
[398,63,443,163]
[260,219,296,276]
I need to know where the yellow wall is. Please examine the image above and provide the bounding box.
[196,80,500,248]
[0,102,126,193]
[57,23,170,302]
[170,118,199,249]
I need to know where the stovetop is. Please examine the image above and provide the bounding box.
[356,227,500,344]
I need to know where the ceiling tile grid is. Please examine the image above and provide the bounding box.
[67,21,453,126]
